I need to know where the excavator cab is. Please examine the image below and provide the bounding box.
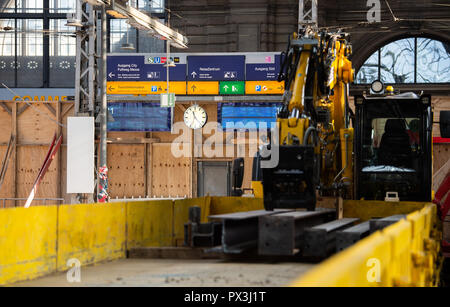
[354,92,433,201]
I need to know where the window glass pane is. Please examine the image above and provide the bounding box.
[138,0,165,14]
[356,50,379,84]
[380,38,415,84]
[110,19,137,53]
[17,0,43,13]
[218,103,282,130]
[50,0,76,13]
[0,0,16,13]
[138,24,165,53]
[108,103,171,131]
[417,38,450,83]
[0,19,16,87]
[17,19,43,87]
[359,100,425,200]
[50,19,76,87]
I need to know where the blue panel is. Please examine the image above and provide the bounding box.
[246,54,282,81]
[218,102,281,130]
[107,103,171,131]
[187,55,245,81]
[107,55,186,81]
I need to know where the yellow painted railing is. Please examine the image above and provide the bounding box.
[291,204,441,287]
[0,197,263,285]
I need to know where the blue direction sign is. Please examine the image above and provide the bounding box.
[107,55,187,82]
[246,54,281,81]
[187,55,245,81]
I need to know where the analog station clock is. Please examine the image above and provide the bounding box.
[183,105,207,129]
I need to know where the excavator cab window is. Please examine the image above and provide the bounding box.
[366,117,419,170]
[355,95,433,201]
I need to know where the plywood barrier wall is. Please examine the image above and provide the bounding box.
[151,143,191,198]
[0,98,449,204]
[108,144,146,198]
[0,101,72,207]
[434,144,450,175]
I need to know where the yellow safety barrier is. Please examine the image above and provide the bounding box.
[1,198,439,286]
[127,200,174,248]
[0,196,260,285]
[209,196,263,215]
[291,204,440,287]
[0,206,57,285]
[57,203,127,271]
[173,197,212,246]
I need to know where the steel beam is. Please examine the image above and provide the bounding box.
[370,215,406,233]
[298,0,318,32]
[106,2,188,49]
[74,0,97,115]
[209,210,292,254]
[303,218,359,258]
[258,209,335,256]
[184,206,222,248]
[336,220,371,252]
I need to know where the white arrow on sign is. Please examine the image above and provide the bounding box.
[191,71,197,78]
[223,85,229,91]
[108,72,115,78]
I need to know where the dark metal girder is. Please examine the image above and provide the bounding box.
[303,218,360,258]
[370,215,406,233]
[258,209,336,256]
[209,210,292,254]
[336,220,371,252]
[184,206,222,248]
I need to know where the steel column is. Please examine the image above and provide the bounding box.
[74,0,98,115]
[298,0,318,32]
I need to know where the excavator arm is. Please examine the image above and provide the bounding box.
[259,30,355,211]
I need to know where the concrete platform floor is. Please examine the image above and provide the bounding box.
[12,258,315,287]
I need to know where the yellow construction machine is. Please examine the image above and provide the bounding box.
[229,28,450,286]
[247,28,446,211]
[248,29,356,210]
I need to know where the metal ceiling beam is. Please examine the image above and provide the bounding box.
[299,0,318,31]
[80,0,188,49]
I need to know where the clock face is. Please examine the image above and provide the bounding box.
[184,105,207,129]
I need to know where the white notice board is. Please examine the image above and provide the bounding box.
[67,117,95,194]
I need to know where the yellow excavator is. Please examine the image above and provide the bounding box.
[226,23,450,286]
[244,28,445,212]
[248,29,355,210]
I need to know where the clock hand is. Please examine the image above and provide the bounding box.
[192,113,202,126]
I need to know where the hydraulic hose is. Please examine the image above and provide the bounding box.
[303,126,318,146]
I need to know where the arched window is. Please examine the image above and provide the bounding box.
[356,37,450,84]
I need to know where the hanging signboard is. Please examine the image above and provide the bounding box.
[107,53,187,82]
[187,55,245,81]
[245,53,281,81]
